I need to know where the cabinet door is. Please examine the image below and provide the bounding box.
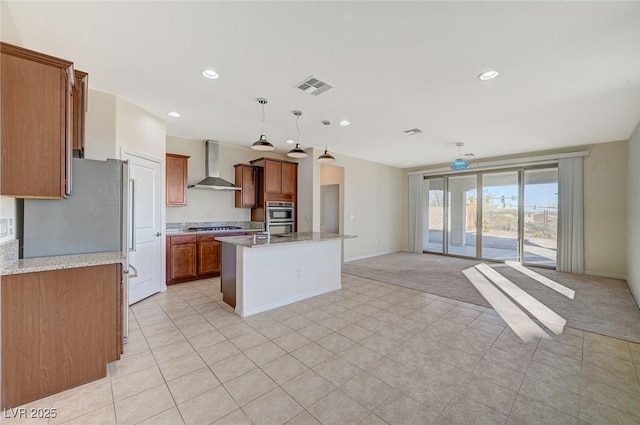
[235,164,256,208]
[264,160,282,194]
[169,243,197,280]
[281,163,297,195]
[166,154,189,206]
[1,43,73,198]
[72,70,88,156]
[198,239,221,275]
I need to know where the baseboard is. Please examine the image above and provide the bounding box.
[584,270,627,280]
[344,250,399,262]
[236,284,342,317]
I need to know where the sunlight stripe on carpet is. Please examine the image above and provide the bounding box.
[475,263,566,335]
[505,261,575,299]
[462,267,549,343]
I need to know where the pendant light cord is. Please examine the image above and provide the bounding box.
[261,103,266,135]
[296,114,301,143]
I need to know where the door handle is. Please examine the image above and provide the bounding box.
[155,232,162,237]
[129,178,136,252]
[124,263,138,278]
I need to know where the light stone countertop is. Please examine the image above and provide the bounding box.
[1,251,127,276]
[216,232,356,248]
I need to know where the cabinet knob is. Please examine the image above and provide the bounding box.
[155,232,162,237]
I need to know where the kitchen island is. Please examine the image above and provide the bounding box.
[216,232,355,317]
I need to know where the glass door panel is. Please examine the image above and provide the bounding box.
[482,171,519,261]
[424,178,444,253]
[523,168,558,267]
[447,175,477,257]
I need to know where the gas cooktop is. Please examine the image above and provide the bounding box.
[188,226,243,231]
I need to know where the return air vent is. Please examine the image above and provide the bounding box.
[403,128,423,135]
[295,76,333,96]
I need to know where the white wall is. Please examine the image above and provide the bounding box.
[116,97,166,161]
[627,121,640,306]
[297,148,320,232]
[583,140,627,278]
[84,90,117,160]
[320,165,345,234]
[165,135,285,223]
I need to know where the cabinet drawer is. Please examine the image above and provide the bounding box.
[169,235,196,245]
[197,234,216,242]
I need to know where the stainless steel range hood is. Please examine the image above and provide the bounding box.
[188,140,240,190]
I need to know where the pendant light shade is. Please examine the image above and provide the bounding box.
[450,142,469,170]
[287,111,309,158]
[251,98,275,151]
[317,148,336,163]
[316,120,336,163]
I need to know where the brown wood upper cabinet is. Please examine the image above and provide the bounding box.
[250,158,298,199]
[73,70,89,157]
[166,153,190,206]
[0,42,86,198]
[234,164,256,208]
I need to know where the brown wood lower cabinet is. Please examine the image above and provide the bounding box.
[166,233,229,284]
[1,264,122,409]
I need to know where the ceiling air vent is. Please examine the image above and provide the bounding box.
[295,76,333,96]
[403,128,423,135]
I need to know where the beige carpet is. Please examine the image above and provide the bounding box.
[343,252,640,343]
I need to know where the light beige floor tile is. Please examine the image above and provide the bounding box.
[538,339,583,361]
[526,361,580,394]
[357,316,389,332]
[308,389,369,425]
[442,392,507,425]
[313,356,362,386]
[421,358,470,389]
[297,323,333,341]
[336,309,368,323]
[290,342,335,367]
[108,350,155,378]
[439,346,482,372]
[244,341,287,366]
[177,386,238,425]
[303,309,333,322]
[261,354,309,385]
[258,322,295,340]
[217,322,255,339]
[179,321,216,338]
[316,332,356,353]
[139,320,176,337]
[187,329,226,350]
[366,357,413,388]
[224,368,277,406]
[533,348,582,376]
[209,353,257,383]
[286,411,322,425]
[212,409,253,425]
[114,384,175,425]
[319,316,351,331]
[338,324,374,342]
[459,375,517,414]
[273,332,313,352]
[198,340,241,365]
[483,347,532,373]
[230,330,270,351]
[167,366,221,404]
[157,352,206,382]
[583,350,636,376]
[581,378,640,417]
[111,365,165,402]
[578,396,640,425]
[510,395,577,425]
[137,407,184,425]
[58,404,116,425]
[581,362,640,395]
[242,387,303,425]
[448,327,498,357]
[281,369,337,408]
[121,338,151,357]
[472,359,525,392]
[50,378,113,425]
[340,343,384,369]
[399,372,457,412]
[151,340,195,363]
[374,391,440,425]
[358,413,389,425]
[341,371,393,410]
[360,334,399,355]
[282,315,315,330]
[519,376,579,416]
[145,329,187,349]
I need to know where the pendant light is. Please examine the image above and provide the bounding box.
[286,110,308,158]
[317,120,336,163]
[450,142,470,170]
[251,98,275,151]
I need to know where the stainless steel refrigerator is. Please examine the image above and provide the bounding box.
[22,157,133,342]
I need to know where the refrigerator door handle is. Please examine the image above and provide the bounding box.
[124,263,138,278]
[129,178,136,252]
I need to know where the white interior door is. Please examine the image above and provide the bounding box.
[123,152,163,305]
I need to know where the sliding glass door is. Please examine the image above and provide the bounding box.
[481,171,519,261]
[422,166,557,268]
[523,168,558,267]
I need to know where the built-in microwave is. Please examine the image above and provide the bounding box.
[266,201,294,223]
[268,222,294,235]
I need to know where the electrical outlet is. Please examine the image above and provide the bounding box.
[0,218,12,238]
[349,214,355,221]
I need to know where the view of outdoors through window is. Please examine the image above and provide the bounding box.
[423,167,558,268]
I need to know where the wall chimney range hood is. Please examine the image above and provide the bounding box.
[188,140,240,190]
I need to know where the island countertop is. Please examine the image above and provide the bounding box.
[216,232,356,248]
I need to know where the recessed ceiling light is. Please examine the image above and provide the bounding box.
[403,128,423,135]
[201,69,219,79]
[339,120,350,126]
[478,69,500,81]
[286,139,296,144]
[167,111,181,118]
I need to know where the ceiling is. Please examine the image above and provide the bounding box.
[5,1,640,168]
